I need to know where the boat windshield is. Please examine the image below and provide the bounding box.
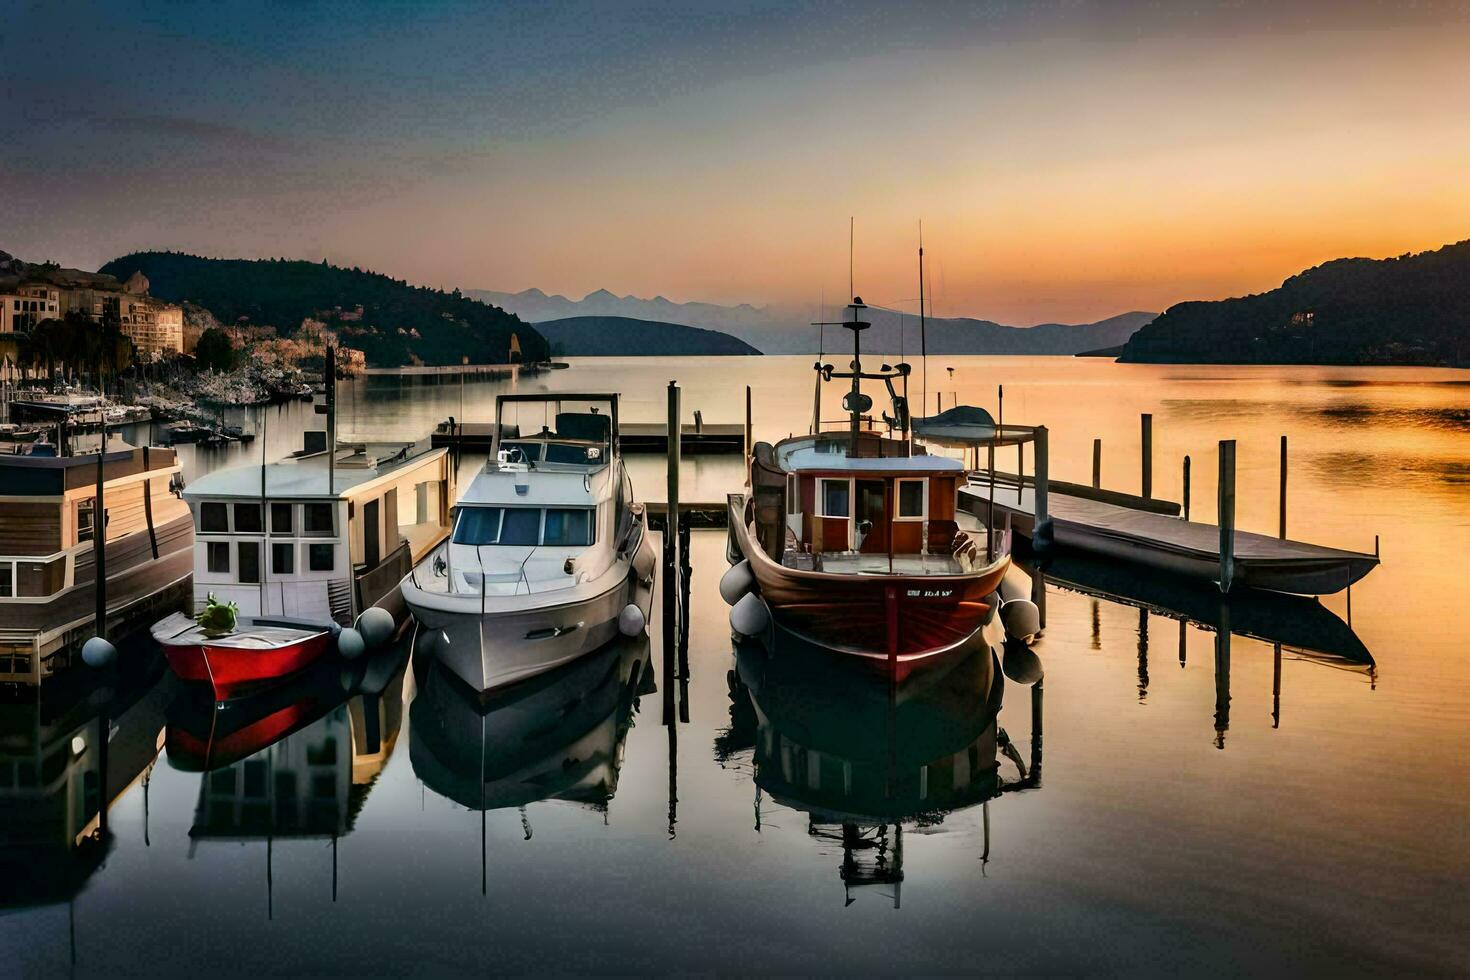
[452,506,593,547]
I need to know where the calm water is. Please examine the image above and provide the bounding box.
[5,356,1469,975]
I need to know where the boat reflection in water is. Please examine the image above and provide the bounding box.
[0,647,174,910]
[723,628,1041,907]
[410,632,653,817]
[164,630,411,907]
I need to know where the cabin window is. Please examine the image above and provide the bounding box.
[897,479,926,519]
[453,507,502,546]
[544,508,593,547]
[77,498,97,542]
[271,503,294,535]
[0,564,12,598]
[500,508,541,546]
[309,544,334,571]
[304,503,334,537]
[821,479,850,518]
[272,543,294,575]
[207,542,230,574]
[238,542,260,584]
[233,504,263,533]
[544,443,599,465]
[200,502,228,533]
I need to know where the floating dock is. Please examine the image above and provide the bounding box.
[431,419,744,455]
[960,472,1378,595]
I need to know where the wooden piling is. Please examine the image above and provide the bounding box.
[1278,435,1288,539]
[744,385,752,461]
[1033,425,1049,630]
[1091,438,1101,489]
[1183,455,1191,521]
[1141,413,1153,499]
[1217,440,1236,593]
[94,416,106,635]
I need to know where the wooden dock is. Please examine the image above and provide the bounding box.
[960,473,1377,595]
[430,419,744,455]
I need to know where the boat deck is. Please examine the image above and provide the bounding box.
[780,551,964,576]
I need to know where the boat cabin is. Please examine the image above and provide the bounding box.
[766,432,962,569]
[183,438,454,624]
[0,442,191,684]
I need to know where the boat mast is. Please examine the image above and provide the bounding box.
[918,222,927,420]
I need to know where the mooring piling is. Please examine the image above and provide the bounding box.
[1092,438,1101,489]
[1182,455,1192,521]
[1141,413,1153,499]
[1217,440,1236,593]
[1279,435,1288,539]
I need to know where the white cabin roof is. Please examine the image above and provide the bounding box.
[457,463,610,508]
[782,447,964,474]
[185,444,445,501]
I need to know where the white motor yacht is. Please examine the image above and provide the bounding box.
[400,393,656,691]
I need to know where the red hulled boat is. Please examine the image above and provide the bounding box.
[152,611,339,701]
[726,297,1009,679]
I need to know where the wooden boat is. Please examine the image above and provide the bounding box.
[0,441,193,686]
[726,298,1008,677]
[152,611,338,700]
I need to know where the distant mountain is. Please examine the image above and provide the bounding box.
[848,308,1157,359]
[1119,240,1470,366]
[470,286,1155,355]
[100,252,547,368]
[533,316,759,356]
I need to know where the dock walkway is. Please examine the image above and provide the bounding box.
[960,480,1377,595]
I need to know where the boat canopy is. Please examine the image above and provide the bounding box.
[912,405,1038,450]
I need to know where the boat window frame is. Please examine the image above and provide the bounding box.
[199,501,229,534]
[452,504,595,547]
[819,478,852,519]
[206,541,230,575]
[237,541,260,584]
[894,478,928,521]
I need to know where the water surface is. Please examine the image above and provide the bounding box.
[4,356,1468,975]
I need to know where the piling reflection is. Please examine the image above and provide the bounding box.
[0,649,173,909]
[724,631,1041,907]
[1026,552,1375,746]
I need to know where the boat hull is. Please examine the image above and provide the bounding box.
[728,495,1008,677]
[406,532,656,692]
[158,629,335,701]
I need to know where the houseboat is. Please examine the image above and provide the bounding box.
[401,393,657,692]
[0,441,193,686]
[725,298,1009,676]
[177,435,453,624]
[155,435,453,696]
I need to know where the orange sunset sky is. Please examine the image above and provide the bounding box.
[6,2,1470,323]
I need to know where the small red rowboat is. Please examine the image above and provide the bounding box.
[152,611,339,701]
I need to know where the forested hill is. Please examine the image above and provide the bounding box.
[533,316,760,356]
[98,252,547,367]
[1119,240,1470,366]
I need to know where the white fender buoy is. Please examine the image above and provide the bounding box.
[356,606,396,647]
[719,559,754,606]
[1001,637,1045,685]
[998,573,1029,605]
[618,603,646,637]
[1000,598,1041,643]
[730,592,770,637]
[82,636,117,669]
[338,627,366,660]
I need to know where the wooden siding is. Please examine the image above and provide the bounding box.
[0,501,61,555]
